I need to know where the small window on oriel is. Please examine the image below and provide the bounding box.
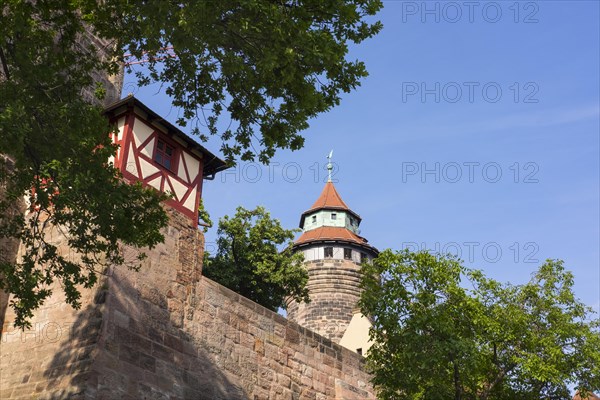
[312,215,317,223]
[344,248,352,260]
[154,139,175,171]
[331,213,337,220]
[324,247,333,258]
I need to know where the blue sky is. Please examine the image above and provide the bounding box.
[127,1,600,312]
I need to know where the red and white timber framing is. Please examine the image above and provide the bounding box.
[110,112,204,222]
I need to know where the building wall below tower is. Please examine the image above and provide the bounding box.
[300,245,373,264]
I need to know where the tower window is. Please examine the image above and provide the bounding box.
[344,248,352,260]
[361,252,367,263]
[312,215,317,223]
[324,247,333,258]
[154,139,175,171]
[331,213,337,220]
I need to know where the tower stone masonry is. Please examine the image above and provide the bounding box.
[286,181,379,350]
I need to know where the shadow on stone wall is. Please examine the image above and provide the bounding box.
[39,298,104,399]
[37,271,246,400]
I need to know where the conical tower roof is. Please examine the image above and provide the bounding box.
[295,182,377,255]
[308,181,351,212]
[299,182,361,227]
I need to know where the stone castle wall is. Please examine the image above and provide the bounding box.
[286,259,363,344]
[79,30,124,107]
[0,218,108,399]
[0,209,375,399]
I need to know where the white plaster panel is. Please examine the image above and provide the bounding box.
[116,116,125,142]
[139,137,155,158]
[147,175,162,191]
[168,176,188,201]
[183,152,200,181]
[125,145,138,177]
[183,188,197,212]
[177,154,188,183]
[139,158,160,179]
[113,117,127,162]
[132,117,154,148]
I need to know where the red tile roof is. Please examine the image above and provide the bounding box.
[300,182,361,227]
[308,182,350,211]
[295,226,378,254]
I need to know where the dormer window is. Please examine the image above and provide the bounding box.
[331,213,337,220]
[154,139,175,171]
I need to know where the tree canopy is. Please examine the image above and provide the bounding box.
[202,206,309,311]
[0,0,381,328]
[360,249,600,400]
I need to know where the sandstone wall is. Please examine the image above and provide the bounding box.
[0,221,106,399]
[0,209,375,399]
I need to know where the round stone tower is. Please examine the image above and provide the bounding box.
[286,173,378,343]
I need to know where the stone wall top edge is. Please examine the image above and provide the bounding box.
[199,276,367,363]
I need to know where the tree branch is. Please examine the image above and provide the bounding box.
[479,364,515,400]
[0,46,10,80]
[452,358,462,400]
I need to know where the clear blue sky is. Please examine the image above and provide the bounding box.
[127,1,600,312]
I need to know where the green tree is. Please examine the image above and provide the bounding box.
[360,249,600,400]
[0,0,381,328]
[203,206,309,311]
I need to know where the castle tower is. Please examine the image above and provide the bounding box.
[286,160,378,345]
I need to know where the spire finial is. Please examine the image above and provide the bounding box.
[326,150,334,182]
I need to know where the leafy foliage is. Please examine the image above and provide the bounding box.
[0,1,169,328]
[197,199,213,233]
[85,0,383,163]
[360,249,600,400]
[0,0,380,327]
[203,206,309,311]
